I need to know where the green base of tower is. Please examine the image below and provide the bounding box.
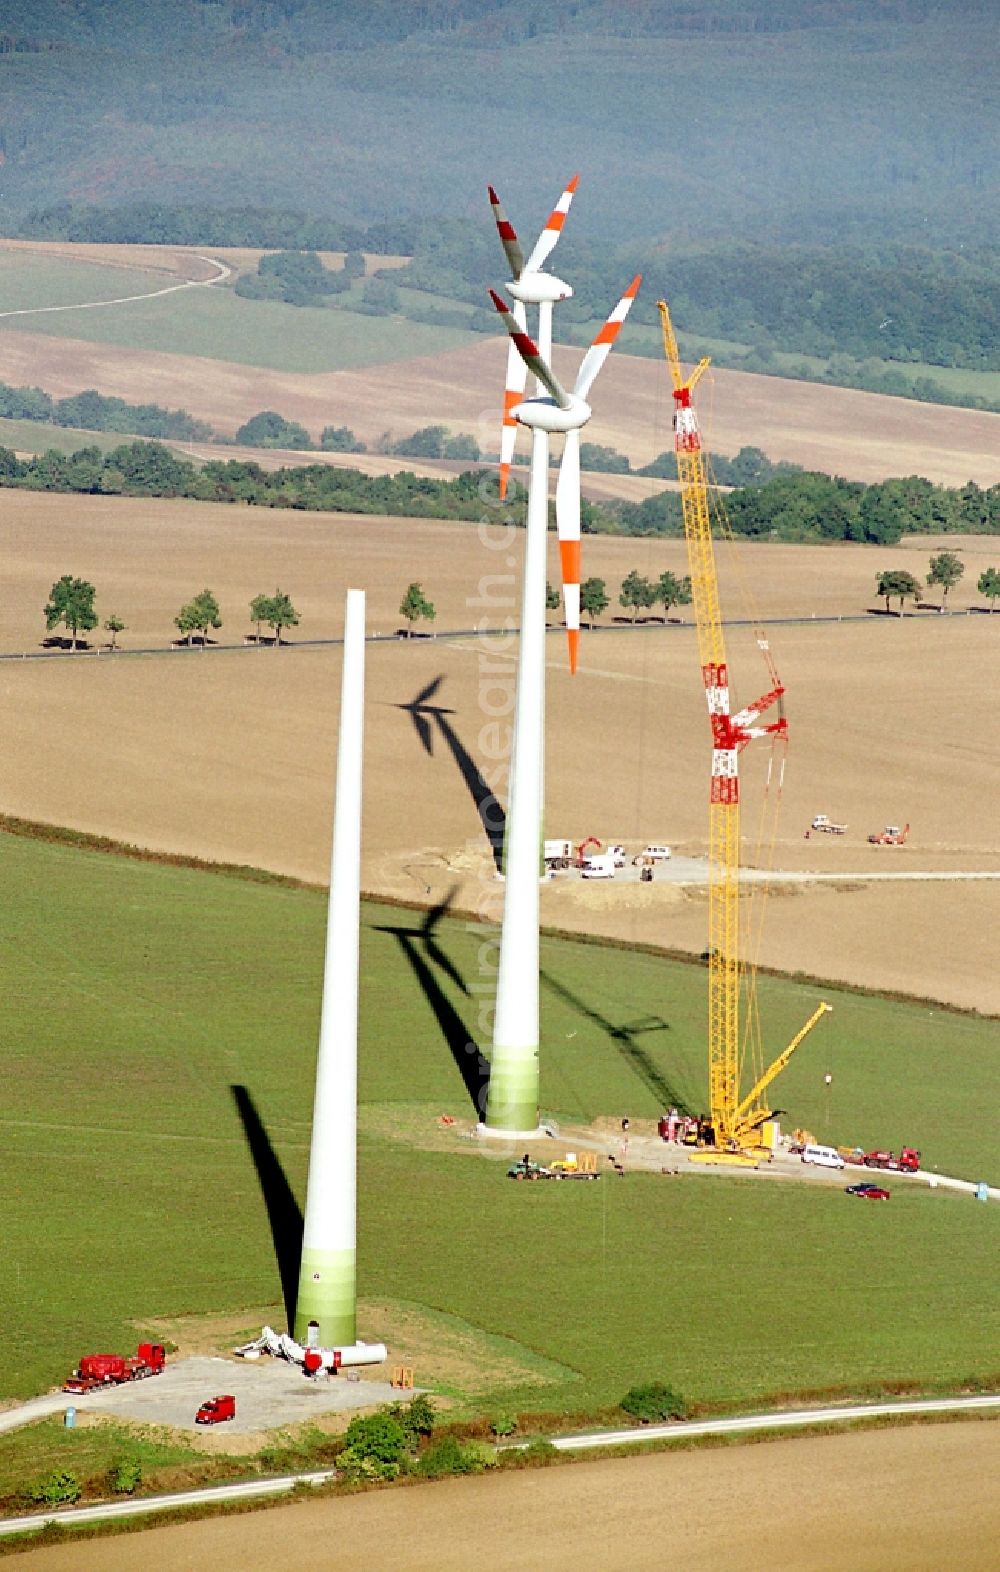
[485,1050,539,1133]
[293,1245,356,1348]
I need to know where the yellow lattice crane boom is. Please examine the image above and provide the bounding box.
[658,301,829,1154]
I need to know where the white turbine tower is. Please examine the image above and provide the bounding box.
[484,276,641,1134]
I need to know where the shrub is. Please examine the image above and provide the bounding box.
[335,1446,400,1483]
[490,1413,517,1437]
[620,1382,687,1423]
[341,1411,407,1467]
[109,1457,143,1495]
[402,1393,436,1438]
[418,1435,483,1479]
[27,1469,80,1505]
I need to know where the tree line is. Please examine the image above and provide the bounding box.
[0,380,211,441]
[42,579,302,651]
[2,438,999,547]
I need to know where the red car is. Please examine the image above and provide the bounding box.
[845,1183,890,1200]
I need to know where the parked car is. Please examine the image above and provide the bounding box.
[845,1183,890,1200]
[801,1143,845,1170]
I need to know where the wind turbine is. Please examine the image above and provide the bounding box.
[482,274,640,1135]
[489,276,641,674]
[488,176,578,502]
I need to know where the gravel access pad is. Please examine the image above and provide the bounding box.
[78,1356,407,1434]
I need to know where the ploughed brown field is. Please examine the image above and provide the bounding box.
[3,492,999,1012]
[0,242,998,485]
[18,1423,1000,1572]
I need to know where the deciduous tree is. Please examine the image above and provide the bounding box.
[103,613,125,650]
[580,577,609,626]
[656,570,692,618]
[926,550,964,604]
[44,575,97,650]
[978,567,1000,611]
[619,569,656,623]
[175,589,222,649]
[875,568,921,616]
[399,582,435,636]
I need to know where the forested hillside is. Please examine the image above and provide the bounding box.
[0,0,995,248]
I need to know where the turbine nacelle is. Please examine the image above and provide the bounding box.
[511,394,591,433]
[507,273,573,307]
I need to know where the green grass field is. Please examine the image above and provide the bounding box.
[3,278,476,373]
[2,831,998,1415]
[0,418,144,457]
[0,255,165,315]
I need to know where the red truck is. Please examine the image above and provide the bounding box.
[864,1147,920,1173]
[196,1394,236,1425]
[64,1342,166,1394]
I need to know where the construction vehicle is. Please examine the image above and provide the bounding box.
[868,823,909,845]
[864,1146,920,1172]
[196,1394,236,1425]
[544,839,574,869]
[507,1154,600,1181]
[657,301,831,1163]
[64,1343,165,1394]
[810,815,847,835]
[549,1151,599,1176]
[576,835,602,866]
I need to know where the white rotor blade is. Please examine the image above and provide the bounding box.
[499,299,528,499]
[573,274,642,401]
[523,174,579,274]
[556,428,582,674]
[488,289,571,408]
[488,185,524,279]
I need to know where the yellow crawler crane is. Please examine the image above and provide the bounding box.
[657,301,830,1158]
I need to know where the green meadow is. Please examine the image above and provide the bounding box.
[2,831,997,1413]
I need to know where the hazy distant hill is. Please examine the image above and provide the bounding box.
[0,0,996,248]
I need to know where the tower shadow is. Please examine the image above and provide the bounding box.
[230,1084,303,1330]
[397,676,506,872]
[374,889,490,1117]
[540,970,694,1113]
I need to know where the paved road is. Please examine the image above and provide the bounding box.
[3,1394,999,1541]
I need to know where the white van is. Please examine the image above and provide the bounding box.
[581,854,616,880]
[801,1143,845,1170]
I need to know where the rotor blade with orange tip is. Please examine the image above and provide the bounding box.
[488,289,571,408]
[524,174,579,274]
[555,427,582,673]
[488,184,524,280]
[573,274,642,401]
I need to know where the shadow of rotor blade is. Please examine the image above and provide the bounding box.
[540,970,692,1113]
[435,713,506,874]
[421,885,470,996]
[230,1084,303,1331]
[379,929,489,1116]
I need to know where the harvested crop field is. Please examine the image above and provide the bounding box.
[2,496,999,1012]
[0,230,997,481]
[17,1422,1000,1572]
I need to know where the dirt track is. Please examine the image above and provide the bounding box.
[16,1422,1000,1571]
